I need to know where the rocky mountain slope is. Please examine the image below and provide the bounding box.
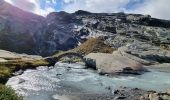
[0,0,170,57]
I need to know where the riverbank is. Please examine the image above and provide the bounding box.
[0,50,50,83]
[1,49,170,100]
[0,50,50,100]
[6,62,170,100]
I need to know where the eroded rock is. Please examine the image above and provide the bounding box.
[84,51,147,75]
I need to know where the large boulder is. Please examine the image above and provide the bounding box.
[119,42,170,64]
[84,51,147,75]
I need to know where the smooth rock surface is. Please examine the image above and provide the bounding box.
[84,51,147,74]
[0,49,43,62]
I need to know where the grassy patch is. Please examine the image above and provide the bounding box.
[0,59,50,83]
[0,84,23,100]
[73,38,116,55]
[53,38,116,57]
[0,66,11,84]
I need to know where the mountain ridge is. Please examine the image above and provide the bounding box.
[0,1,170,57]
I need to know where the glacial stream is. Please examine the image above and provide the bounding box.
[6,63,170,100]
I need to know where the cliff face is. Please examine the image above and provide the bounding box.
[0,1,170,56]
[0,0,46,55]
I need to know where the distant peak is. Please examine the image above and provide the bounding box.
[74,10,92,15]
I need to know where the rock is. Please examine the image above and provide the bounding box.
[118,48,152,65]
[143,93,149,99]
[36,66,49,71]
[149,63,170,68]
[141,91,170,100]
[84,51,147,75]
[119,42,170,64]
[149,93,159,100]
[0,50,19,58]
[148,63,170,72]
[140,96,145,100]
[18,78,25,84]
[161,94,170,100]
[1,1,170,57]
[0,58,7,62]
[0,49,43,61]
[12,70,24,76]
[167,89,170,94]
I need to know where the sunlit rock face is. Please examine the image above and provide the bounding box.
[0,1,170,56]
[0,1,46,55]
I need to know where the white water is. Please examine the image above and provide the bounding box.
[6,63,170,100]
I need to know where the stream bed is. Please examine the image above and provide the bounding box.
[6,62,170,100]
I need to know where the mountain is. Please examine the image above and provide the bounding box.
[0,0,46,55]
[0,1,170,58]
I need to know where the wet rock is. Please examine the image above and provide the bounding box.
[36,66,49,71]
[18,78,25,84]
[56,74,62,76]
[84,51,147,75]
[114,96,126,99]
[12,70,24,76]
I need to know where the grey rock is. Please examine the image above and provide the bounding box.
[12,70,24,76]
[149,93,159,100]
[84,51,147,75]
[119,42,170,63]
[167,89,170,95]
[1,1,170,57]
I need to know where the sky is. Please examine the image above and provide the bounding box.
[4,0,170,20]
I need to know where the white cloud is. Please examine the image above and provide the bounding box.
[128,0,170,20]
[4,0,55,16]
[63,0,170,20]
[4,0,170,20]
[63,0,130,13]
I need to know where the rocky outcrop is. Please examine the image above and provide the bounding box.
[0,1,46,55]
[84,51,147,75]
[0,49,43,63]
[1,1,170,57]
[117,42,170,64]
[140,91,170,100]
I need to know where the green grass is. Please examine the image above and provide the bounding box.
[0,84,23,100]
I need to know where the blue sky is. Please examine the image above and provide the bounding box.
[4,0,170,20]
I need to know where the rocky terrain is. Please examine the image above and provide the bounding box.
[1,0,170,57]
[0,49,49,83]
[1,0,170,100]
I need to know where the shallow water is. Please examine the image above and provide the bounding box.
[6,63,170,100]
